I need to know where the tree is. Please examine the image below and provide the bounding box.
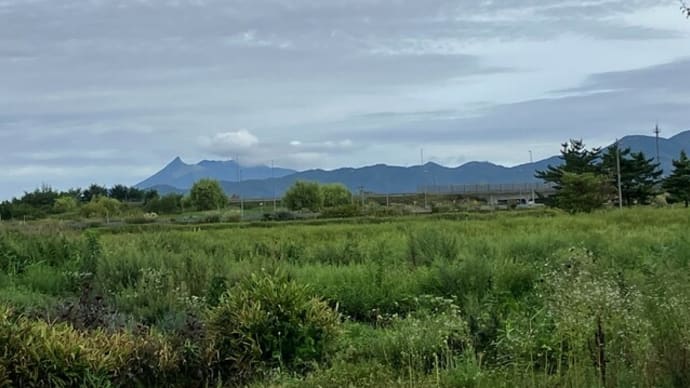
[143,189,159,204]
[662,151,690,207]
[536,139,602,208]
[80,196,122,218]
[53,196,78,213]
[626,152,663,205]
[557,172,613,213]
[536,139,601,190]
[189,179,227,211]
[127,187,146,202]
[601,145,662,206]
[81,184,108,202]
[145,193,184,214]
[20,185,59,213]
[283,181,323,212]
[0,201,11,220]
[682,0,690,17]
[109,184,130,202]
[321,183,352,208]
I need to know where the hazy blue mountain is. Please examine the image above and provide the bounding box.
[211,157,563,198]
[135,157,296,189]
[617,134,686,174]
[138,131,690,198]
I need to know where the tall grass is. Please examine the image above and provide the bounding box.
[1,207,690,386]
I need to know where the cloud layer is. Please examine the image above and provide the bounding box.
[1,0,690,198]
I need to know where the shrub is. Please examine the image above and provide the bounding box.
[80,197,122,219]
[341,306,469,376]
[53,196,77,214]
[319,204,361,219]
[283,181,323,212]
[321,184,352,208]
[123,215,157,225]
[189,179,227,211]
[407,227,459,266]
[0,307,183,387]
[206,271,341,382]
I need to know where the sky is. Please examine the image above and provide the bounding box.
[1,0,690,199]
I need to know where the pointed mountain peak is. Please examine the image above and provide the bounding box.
[167,156,186,167]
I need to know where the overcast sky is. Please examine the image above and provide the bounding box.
[2,0,690,198]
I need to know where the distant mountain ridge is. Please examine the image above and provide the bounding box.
[135,157,296,189]
[137,131,690,198]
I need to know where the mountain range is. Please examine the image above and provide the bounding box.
[135,131,690,198]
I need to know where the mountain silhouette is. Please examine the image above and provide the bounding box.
[135,157,296,189]
[137,131,690,198]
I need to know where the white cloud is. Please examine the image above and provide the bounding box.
[199,129,259,157]
[198,130,357,167]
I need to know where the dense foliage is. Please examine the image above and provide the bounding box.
[189,179,227,211]
[663,151,690,207]
[0,184,157,221]
[1,208,690,386]
[283,181,324,212]
[537,139,665,211]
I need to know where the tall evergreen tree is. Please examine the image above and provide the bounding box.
[536,139,602,190]
[626,151,663,205]
[535,139,602,209]
[557,172,613,213]
[663,151,690,207]
[601,145,662,206]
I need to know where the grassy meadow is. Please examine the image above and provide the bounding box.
[1,207,690,387]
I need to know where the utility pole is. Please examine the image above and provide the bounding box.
[421,148,428,209]
[529,150,535,204]
[654,123,661,165]
[236,155,244,220]
[616,139,623,209]
[271,160,277,212]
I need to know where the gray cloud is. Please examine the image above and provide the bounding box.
[338,57,690,145]
[1,0,689,198]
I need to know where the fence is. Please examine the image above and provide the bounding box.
[418,183,556,195]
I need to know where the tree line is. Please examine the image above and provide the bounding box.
[0,178,356,221]
[3,142,689,220]
[185,179,354,212]
[0,184,179,220]
[536,139,690,212]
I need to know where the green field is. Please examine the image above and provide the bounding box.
[1,208,690,387]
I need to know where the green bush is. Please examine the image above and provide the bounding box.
[0,307,185,387]
[80,197,122,219]
[189,179,227,211]
[319,204,361,219]
[420,256,493,305]
[284,181,323,212]
[341,307,469,376]
[206,271,341,382]
[295,264,426,322]
[407,227,458,266]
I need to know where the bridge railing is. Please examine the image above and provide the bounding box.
[418,183,556,195]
